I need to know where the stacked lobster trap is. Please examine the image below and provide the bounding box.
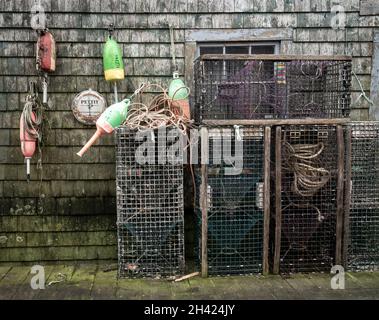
[194,54,358,276]
[344,122,379,271]
[116,126,185,278]
[194,55,351,121]
[271,125,346,274]
[195,126,271,276]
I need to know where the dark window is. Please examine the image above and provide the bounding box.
[251,45,276,54]
[200,46,224,55]
[225,46,249,54]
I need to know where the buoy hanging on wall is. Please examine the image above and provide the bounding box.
[36,29,56,73]
[76,83,147,157]
[168,71,191,119]
[36,29,56,105]
[167,25,191,119]
[103,24,125,103]
[76,98,131,157]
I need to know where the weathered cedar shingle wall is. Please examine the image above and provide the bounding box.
[0,0,378,262]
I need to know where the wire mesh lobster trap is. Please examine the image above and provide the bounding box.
[194,55,351,122]
[344,122,379,271]
[195,125,271,276]
[272,124,346,274]
[116,126,185,278]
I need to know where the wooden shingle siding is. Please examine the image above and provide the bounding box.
[0,0,377,262]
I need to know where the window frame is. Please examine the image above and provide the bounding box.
[196,42,280,58]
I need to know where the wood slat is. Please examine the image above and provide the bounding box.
[335,125,345,265]
[273,126,282,275]
[263,126,271,275]
[199,54,352,61]
[203,119,350,126]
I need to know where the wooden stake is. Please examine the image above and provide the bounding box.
[273,126,282,275]
[263,126,271,275]
[200,127,209,277]
[335,125,345,265]
[203,118,350,127]
[174,272,200,282]
[342,126,352,268]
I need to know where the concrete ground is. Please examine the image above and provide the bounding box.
[0,263,378,300]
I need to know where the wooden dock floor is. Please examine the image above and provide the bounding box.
[0,263,378,300]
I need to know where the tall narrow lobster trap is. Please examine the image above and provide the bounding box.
[116,126,185,278]
[196,125,271,276]
[344,122,379,271]
[194,55,351,122]
[272,124,346,274]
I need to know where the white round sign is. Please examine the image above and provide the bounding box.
[72,89,107,125]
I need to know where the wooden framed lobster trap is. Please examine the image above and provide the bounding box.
[344,122,379,271]
[195,125,271,276]
[115,126,185,278]
[194,55,351,123]
[272,123,346,274]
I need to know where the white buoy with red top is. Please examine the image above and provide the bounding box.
[20,111,37,182]
[20,82,42,182]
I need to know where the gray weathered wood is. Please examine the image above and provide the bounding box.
[185,28,293,42]
[343,126,352,268]
[203,119,350,126]
[369,32,379,120]
[360,0,379,16]
[198,54,351,61]
[273,126,282,275]
[200,127,209,278]
[335,125,345,266]
[184,41,196,110]
[263,126,271,275]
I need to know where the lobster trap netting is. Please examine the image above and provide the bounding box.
[347,122,379,271]
[116,126,185,278]
[275,125,340,273]
[195,126,266,275]
[194,55,351,122]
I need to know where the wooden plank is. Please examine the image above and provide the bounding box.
[12,265,57,300]
[262,126,271,275]
[185,28,293,42]
[0,266,11,282]
[203,118,350,126]
[170,279,192,299]
[36,264,76,300]
[273,126,282,275]
[0,231,117,248]
[360,0,379,16]
[184,41,196,106]
[0,266,30,300]
[0,215,116,232]
[230,276,276,300]
[369,32,379,120]
[200,164,208,278]
[259,275,302,300]
[117,279,172,300]
[0,245,117,262]
[64,263,97,300]
[199,54,352,61]
[200,127,209,278]
[343,126,352,268]
[91,264,118,300]
[335,125,345,266]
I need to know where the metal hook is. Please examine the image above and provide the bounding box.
[29,81,38,97]
[108,23,114,38]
